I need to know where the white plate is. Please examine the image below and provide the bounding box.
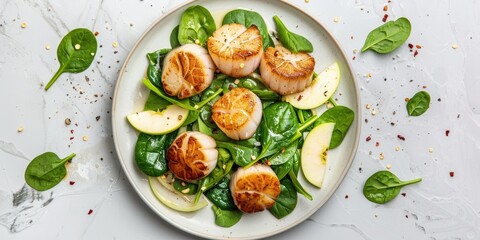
[112,0,361,239]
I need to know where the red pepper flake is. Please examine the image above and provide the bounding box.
[445,130,450,136]
[449,171,455,177]
[345,195,349,199]
[94,31,99,36]
[69,181,75,185]
[69,137,74,140]
[297,95,303,101]
[401,193,406,197]
[414,50,419,57]
[70,129,74,134]
[397,135,406,141]
[352,56,356,60]
[375,142,380,147]
[416,45,422,49]
[382,14,389,22]
[88,209,93,215]
[408,43,414,49]
[366,136,372,142]
[383,5,388,11]
[422,85,427,89]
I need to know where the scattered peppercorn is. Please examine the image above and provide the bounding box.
[345,195,349,199]
[401,193,406,197]
[397,135,406,141]
[445,130,450,136]
[65,118,72,125]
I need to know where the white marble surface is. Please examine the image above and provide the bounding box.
[1,0,479,239]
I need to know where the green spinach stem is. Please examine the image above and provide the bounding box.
[328,98,338,107]
[143,78,196,111]
[44,65,65,91]
[402,178,422,186]
[62,153,76,163]
[195,88,223,109]
[288,170,313,200]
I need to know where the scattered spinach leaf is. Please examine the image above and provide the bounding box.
[178,5,216,46]
[222,9,274,49]
[269,178,297,219]
[135,132,176,176]
[361,17,411,54]
[363,171,421,204]
[407,91,430,116]
[25,152,76,191]
[45,28,97,90]
[273,16,313,53]
[205,177,237,210]
[315,106,355,149]
[212,205,242,228]
[170,25,181,48]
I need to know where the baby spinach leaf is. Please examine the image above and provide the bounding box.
[135,132,176,176]
[273,16,313,53]
[292,149,301,176]
[361,17,411,54]
[222,9,274,49]
[25,152,76,191]
[363,171,421,204]
[45,28,97,90]
[288,169,312,200]
[212,205,242,228]
[260,102,299,157]
[205,177,237,210]
[170,25,181,48]
[269,178,297,219]
[143,78,196,111]
[143,91,171,112]
[223,77,280,101]
[147,48,171,88]
[216,141,258,167]
[271,157,293,180]
[172,178,198,195]
[315,106,355,149]
[178,5,216,46]
[407,91,430,116]
[269,140,298,165]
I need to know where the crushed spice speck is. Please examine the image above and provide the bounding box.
[21,22,27,28]
[17,127,24,133]
[82,136,88,142]
[88,209,93,215]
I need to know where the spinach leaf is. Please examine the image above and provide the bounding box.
[147,48,170,88]
[292,149,301,176]
[170,25,181,48]
[182,110,199,127]
[205,177,237,210]
[143,91,171,111]
[288,169,312,200]
[135,132,176,176]
[269,178,297,219]
[260,102,299,158]
[216,141,258,167]
[172,178,198,195]
[273,16,313,53]
[361,17,411,54]
[407,91,430,116]
[45,28,97,90]
[314,106,355,149]
[178,5,216,46]
[223,77,280,101]
[363,171,421,204]
[269,140,298,165]
[25,152,76,191]
[143,78,196,111]
[271,156,293,180]
[222,9,274,49]
[212,205,242,228]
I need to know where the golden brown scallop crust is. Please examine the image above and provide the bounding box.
[211,88,260,133]
[261,46,315,94]
[231,166,281,213]
[167,133,208,181]
[162,50,209,99]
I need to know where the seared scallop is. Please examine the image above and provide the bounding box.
[230,164,281,213]
[211,88,262,140]
[207,23,263,78]
[162,44,216,99]
[260,46,315,95]
[167,131,218,182]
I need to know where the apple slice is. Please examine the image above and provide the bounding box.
[283,62,340,110]
[301,122,335,188]
[127,105,188,135]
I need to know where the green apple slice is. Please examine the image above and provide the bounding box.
[149,174,208,212]
[284,62,340,110]
[301,122,335,188]
[127,105,188,135]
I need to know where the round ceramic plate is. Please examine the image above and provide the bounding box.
[112,0,360,239]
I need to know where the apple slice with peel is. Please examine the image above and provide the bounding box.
[301,122,335,188]
[284,62,340,110]
[127,105,188,135]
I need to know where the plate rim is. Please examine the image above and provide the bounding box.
[111,0,361,238]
